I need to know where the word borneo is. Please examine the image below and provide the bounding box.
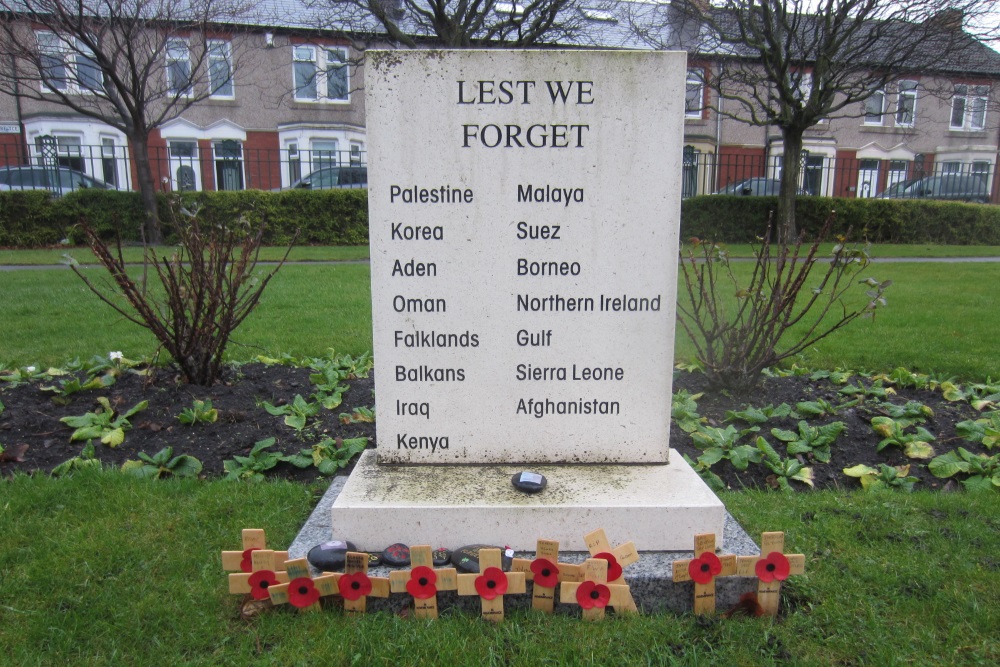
[222,529,804,622]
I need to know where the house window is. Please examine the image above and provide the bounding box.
[287,143,301,184]
[791,72,812,103]
[311,140,337,170]
[887,160,909,189]
[857,159,879,198]
[36,32,103,93]
[950,84,988,130]
[940,161,963,175]
[166,38,192,96]
[350,143,363,164]
[685,70,704,118]
[35,135,83,171]
[101,138,119,187]
[168,140,199,191]
[213,140,243,190]
[293,45,349,101]
[895,80,917,127]
[864,90,885,125]
[208,40,233,98]
[972,161,991,177]
[681,146,699,198]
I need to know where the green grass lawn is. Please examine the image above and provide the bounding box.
[3,260,998,379]
[0,245,370,266]
[0,472,996,666]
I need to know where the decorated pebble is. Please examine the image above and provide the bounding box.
[431,547,451,567]
[452,544,513,573]
[511,471,547,493]
[307,540,358,572]
[382,543,411,566]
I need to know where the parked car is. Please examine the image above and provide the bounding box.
[876,174,989,203]
[714,178,807,196]
[279,165,367,191]
[0,166,112,195]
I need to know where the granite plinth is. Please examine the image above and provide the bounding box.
[330,449,725,551]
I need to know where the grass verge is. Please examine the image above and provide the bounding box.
[0,471,996,666]
[0,245,370,266]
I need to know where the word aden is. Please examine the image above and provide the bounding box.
[517,293,662,312]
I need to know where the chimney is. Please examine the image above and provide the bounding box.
[928,8,964,32]
[678,0,711,18]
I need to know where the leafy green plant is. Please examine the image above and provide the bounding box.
[724,403,791,425]
[690,424,762,471]
[771,420,846,464]
[843,463,919,492]
[285,437,369,476]
[178,399,219,425]
[671,389,704,433]
[122,447,203,479]
[810,369,855,385]
[223,438,287,482]
[838,380,893,400]
[756,437,814,491]
[877,400,933,426]
[51,441,103,477]
[339,406,375,425]
[793,398,838,418]
[40,374,116,405]
[870,417,936,459]
[59,397,148,447]
[0,364,51,387]
[929,448,1000,492]
[263,394,321,431]
[955,412,1000,450]
[682,453,725,492]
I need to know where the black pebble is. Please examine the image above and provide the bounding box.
[451,544,513,573]
[307,540,358,572]
[511,471,547,493]
[382,543,411,566]
[431,548,451,567]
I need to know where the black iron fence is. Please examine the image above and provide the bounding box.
[0,140,994,204]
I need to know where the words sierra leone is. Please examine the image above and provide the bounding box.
[368,52,679,463]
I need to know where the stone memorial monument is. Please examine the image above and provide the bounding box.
[332,50,725,550]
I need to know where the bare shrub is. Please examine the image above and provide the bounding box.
[69,200,296,385]
[678,212,891,395]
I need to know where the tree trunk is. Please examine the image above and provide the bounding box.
[130,136,162,244]
[777,128,804,245]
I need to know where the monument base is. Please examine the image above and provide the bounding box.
[331,450,725,551]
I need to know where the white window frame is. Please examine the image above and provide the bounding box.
[895,80,917,127]
[292,45,349,103]
[166,38,192,97]
[208,40,234,99]
[951,84,988,131]
[212,140,244,191]
[685,69,704,119]
[863,89,885,125]
[168,139,201,192]
[36,31,103,95]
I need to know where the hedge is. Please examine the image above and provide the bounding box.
[681,195,1000,245]
[4,187,1000,248]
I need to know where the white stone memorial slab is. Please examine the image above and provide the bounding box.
[366,49,685,465]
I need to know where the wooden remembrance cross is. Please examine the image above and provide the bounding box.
[222,529,290,600]
[559,558,632,621]
[671,533,736,615]
[389,545,459,620]
[583,528,640,613]
[339,551,391,615]
[457,548,526,622]
[736,531,806,617]
[267,557,338,612]
[511,539,583,613]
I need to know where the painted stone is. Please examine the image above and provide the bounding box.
[382,543,411,566]
[307,540,358,572]
[511,471,547,493]
[452,544,513,573]
[431,548,451,567]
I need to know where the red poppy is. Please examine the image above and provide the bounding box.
[247,569,278,600]
[530,558,560,588]
[575,580,611,609]
[474,567,509,600]
[594,552,623,581]
[687,552,723,585]
[406,566,438,599]
[240,547,260,573]
[755,552,791,583]
[338,571,373,601]
[287,577,320,608]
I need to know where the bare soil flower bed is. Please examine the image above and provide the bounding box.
[0,363,993,492]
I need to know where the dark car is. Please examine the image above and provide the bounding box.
[876,174,989,203]
[714,178,807,196]
[281,165,367,190]
[0,166,112,195]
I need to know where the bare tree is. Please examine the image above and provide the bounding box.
[311,0,592,48]
[630,0,1000,241]
[0,0,257,242]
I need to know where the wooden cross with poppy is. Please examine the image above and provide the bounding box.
[672,533,737,615]
[457,548,526,623]
[583,528,640,613]
[736,531,806,617]
[222,529,290,600]
[338,551,390,615]
[511,539,584,613]
[267,557,337,613]
[388,545,459,620]
[559,557,633,621]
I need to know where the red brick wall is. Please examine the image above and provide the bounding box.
[717,146,766,189]
[0,133,25,167]
[244,131,280,191]
[834,150,857,198]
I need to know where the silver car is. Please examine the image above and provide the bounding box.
[0,166,112,195]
